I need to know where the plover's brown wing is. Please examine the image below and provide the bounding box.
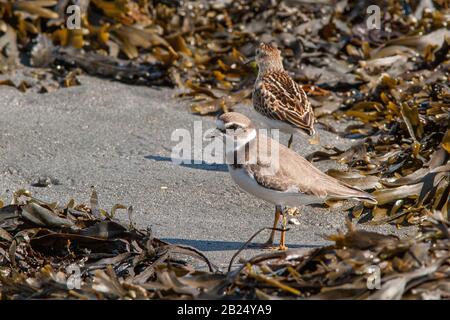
[254,71,315,135]
[250,134,376,203]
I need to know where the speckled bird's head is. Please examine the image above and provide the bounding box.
[255,42,284,74]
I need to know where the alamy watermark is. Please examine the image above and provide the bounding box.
[366,5,382,30]
[66,1,81,30]
[64,3,384,31]
[66,263,81,290]
[366,265,381,290]
[170,121,280,173]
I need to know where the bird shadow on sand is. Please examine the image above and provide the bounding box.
[161,238,325,252]
[145,155,228,172]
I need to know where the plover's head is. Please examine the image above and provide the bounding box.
[255,42,283,73]
[215,112,256,150]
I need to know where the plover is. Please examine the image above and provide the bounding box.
[252,42,315,148]
[213,112,376,250]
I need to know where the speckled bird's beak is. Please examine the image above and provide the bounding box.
[244,56,255,65]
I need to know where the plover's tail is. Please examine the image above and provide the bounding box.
[329,182,378,205]
[350,192,377,205]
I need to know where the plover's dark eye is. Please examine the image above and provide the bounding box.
[227,124,239,130]
[256,49,260,55]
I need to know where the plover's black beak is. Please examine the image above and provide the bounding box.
[243,56,255,65]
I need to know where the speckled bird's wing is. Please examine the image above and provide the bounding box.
[253,71,315,135]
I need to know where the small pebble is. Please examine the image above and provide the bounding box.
[32,176,56,187]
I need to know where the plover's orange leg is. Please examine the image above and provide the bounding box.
[262,205,282,248]
[278,213,288,251]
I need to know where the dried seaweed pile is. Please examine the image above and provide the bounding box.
[1,190,449,299]
[304,22,450,226]
[225,216,450,300]
[0,189,216,299]
[310,97,449,226]
[291,2,450,227]
[0,1,448,104]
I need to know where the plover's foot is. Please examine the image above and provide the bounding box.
[248,241,278,250]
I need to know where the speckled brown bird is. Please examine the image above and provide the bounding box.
[252,42,315,148]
